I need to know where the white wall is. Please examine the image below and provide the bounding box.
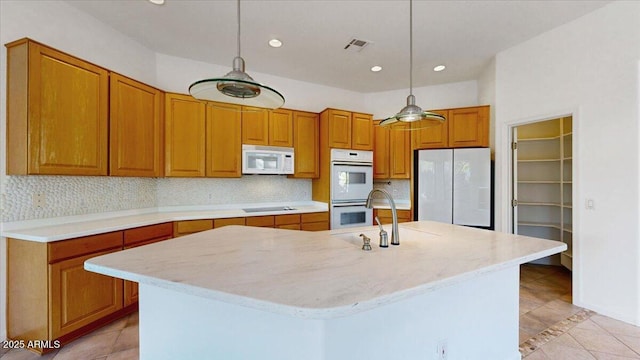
[156,53,366,113]
[363,80,478,120]
[478,59,497,154]
[494,1,640,324]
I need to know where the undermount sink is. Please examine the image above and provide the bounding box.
[242,206,297,213]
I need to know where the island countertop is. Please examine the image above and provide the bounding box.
[85,221,566,319]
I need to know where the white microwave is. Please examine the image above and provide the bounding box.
[242,145,294,175]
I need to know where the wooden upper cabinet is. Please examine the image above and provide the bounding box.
[290,111,319,178]
[374,121,411,179]
[242,107,293,147]
[206,102,242,177]
[110,73,164,177]
[411,106,490,149]
[6,39,109,175]
[351,112,374,150]
[448,105,489,148]
[241,106,269,145]
[412,109,448,149]
[373,120,390,179]
[269,109,293,147]
[389,122,411,179]
[165,93,206,177]
[324,109,352,149]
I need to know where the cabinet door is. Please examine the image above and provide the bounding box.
[242,106,269,145]
[291,111,319,178]
[448,106,489,148]
[412,109,448,149]
[49,250,123,339]
[165,93,206,177]
[352,112,374,150]
[110,73,164,177]
[206,102,242,177]
[373,120,390,179]
[389,123,411,179]
[327,109,352,149]
[269,109,293,147]
[7,40,109,175]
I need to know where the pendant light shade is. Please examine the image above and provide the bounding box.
[189,0,285,109]
[380,0,444,127]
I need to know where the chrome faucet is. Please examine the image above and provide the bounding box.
[365,189,399,246]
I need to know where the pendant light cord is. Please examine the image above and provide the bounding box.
[409,0,413,97]
[236,0,241,58]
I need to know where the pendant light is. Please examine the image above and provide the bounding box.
[189,0,285,109]
[379,0,445,127]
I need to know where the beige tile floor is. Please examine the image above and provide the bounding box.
[2,264,639,359]
[520,264,640,359]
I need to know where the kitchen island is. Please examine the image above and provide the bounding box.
[85,221,565,360]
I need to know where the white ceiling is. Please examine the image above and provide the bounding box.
[64,0,611,93]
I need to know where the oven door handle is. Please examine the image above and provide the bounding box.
[331,202,368,207]
[331,161,373,167]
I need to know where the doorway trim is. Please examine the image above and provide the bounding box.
[499,106,582,302]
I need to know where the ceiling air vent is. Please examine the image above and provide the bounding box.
[344,38,370,52]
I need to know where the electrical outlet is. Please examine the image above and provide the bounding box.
[32,193,46,208]
[437,340,448,360]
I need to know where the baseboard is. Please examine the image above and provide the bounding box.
[573,300,639,326]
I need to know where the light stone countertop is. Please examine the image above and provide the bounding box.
[0,201,328,242]
[85,221,566,319]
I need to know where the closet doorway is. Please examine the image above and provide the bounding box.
[511,116,573,269]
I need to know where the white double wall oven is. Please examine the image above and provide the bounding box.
[330,149,374,229]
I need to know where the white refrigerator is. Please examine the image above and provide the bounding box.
[415,148,492,227]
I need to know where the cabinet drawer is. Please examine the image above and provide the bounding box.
[246,216,275,228]
[301,212,329,223]
[275,214,301,226]
[48,232,123,264]
[214,217,246,228]
[300,222,329,231]
[174,220,213,236]
[374,209,412,224]
[124,222,173,246]
[276,224,301,230]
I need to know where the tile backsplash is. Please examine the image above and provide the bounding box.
[0,175,312,222]
[157,176,311,206]
[1,175,157,222]
[372,179,411,201]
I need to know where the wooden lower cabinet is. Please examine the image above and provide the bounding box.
[173,219,213,237]
[246,215,275,228]
[373,209,412,225]
[123,223,173,306]
[243,212,329,231]
[49,250,123,339]
[7,232,132,353]
[214,217,246,228]
[275,214,301,230]
[301,212,330,231]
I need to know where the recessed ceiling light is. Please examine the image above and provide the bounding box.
[268,39,283,48]
[433,65,446,72]
[148,0,164,5]
[370,65,383,72]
